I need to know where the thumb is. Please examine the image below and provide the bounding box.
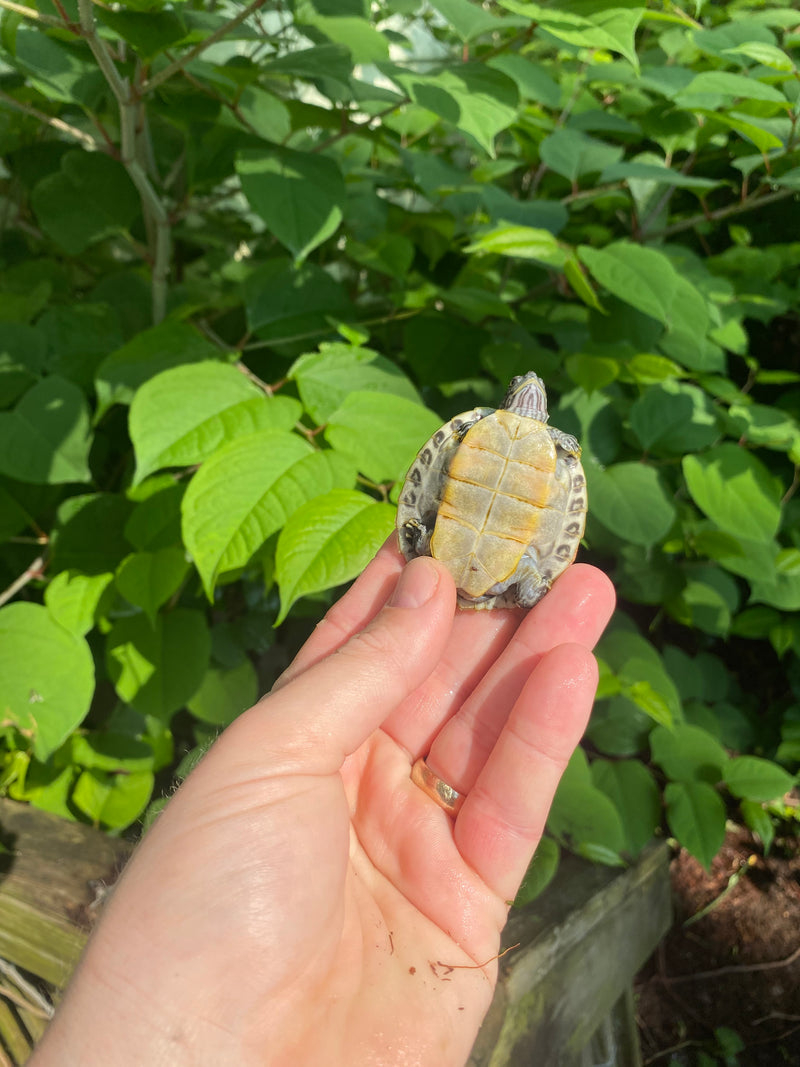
[228,556,457,772]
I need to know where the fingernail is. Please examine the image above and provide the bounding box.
[389,559,439,609]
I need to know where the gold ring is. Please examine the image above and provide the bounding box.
[411,758,465,817]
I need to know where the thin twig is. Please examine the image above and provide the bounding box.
[311,99,409,154]
[639,150,698,237]
[141,0,267,95]
[0,555,45,608]
[0,0,64,25]
[648,187,796,240]
[0,90,101,149]
[663,942,800,984]
[242,308,422,353]
[77,0,171,322]
[77,0,127,103]
[781,464,799,507]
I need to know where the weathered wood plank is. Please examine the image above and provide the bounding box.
[469,842,671,1066]
[0,799,130,988]
[0,798,670,1066]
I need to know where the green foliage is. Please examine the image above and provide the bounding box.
[0,0,798,861]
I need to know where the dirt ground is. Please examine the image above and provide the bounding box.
[635,826,800,1066]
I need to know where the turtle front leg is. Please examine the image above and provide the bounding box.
[398,517,433,559]
[548,427,581,458]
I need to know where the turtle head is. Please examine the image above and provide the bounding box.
[503,372,548,422]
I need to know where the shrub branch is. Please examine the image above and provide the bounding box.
[140,0,267,95]
[76,0,171,323]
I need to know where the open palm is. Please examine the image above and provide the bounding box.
[33,544,614,1067]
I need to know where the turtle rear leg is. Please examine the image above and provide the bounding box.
[398,517,433,559]
[510,549,551,609]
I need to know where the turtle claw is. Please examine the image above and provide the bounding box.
[398,518,432,559]
[548,426,581,457]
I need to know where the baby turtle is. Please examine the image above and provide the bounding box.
[396,372,586,609]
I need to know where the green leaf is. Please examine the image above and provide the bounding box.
[725,403,800,453]
[539,129,624,182]
[106,609,210,721]
[564,253,604,311]
[682,445,782,542]
[514,836,560,906]
[702,111,784,153]
[52,493,135,575]
[9,758,75,819]
[0,602,95,761]
[96,321,223,417]
[97,8,188,59]
[740,799,774,853]
[187,659,259,727]
[298,12,389,63]
[70,732,155,773]
[244,258,352,340]
[588,462,676,546]
[621,679,674,728]
[389,64,519,157]
[664,780,726,869]
[261,42,353,86]
[324,393,443,483]
[0,322,47,407]
[464,225,567,267]
[547,777,627,863]
[750,573,800,612]
[0,376,91,484]
[234,87,292,142]
[650,723,728,784]
[487,54,561,107]
[723,756,796,802]
[432,0,519,42]
[275,489,395,624]
[181,434,355,597]
[678,70,788,106]
[44,570,114,637]
[237,147,346,262]
[630,381,718,452]
[594,629,683,739]
[669,569,739,638]
[579,242,677,326]
[115,547,190,622]
[723,42,795,72]
[289,344,421,424]
[130,361,301,484]
[31,151,140,256]
[124,483,184,551]
[71,767,154,830]
[590,759,661,857]
[498,0,644,68]
[39,303,123,391]
[13,26,104,105]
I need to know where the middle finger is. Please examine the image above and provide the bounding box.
[422,564,615,791]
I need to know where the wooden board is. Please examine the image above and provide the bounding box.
[469,842,672,1066]
[0,798,131,989]
[0,798,670,1066]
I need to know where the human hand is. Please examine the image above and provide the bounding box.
[32,542,614,1067]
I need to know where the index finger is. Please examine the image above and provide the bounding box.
[271,536,403,691]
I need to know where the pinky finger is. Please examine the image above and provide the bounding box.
[454,643,598,904]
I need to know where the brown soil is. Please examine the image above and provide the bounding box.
[636,826,800,1066]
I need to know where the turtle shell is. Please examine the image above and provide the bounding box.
[396,383,586,610]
